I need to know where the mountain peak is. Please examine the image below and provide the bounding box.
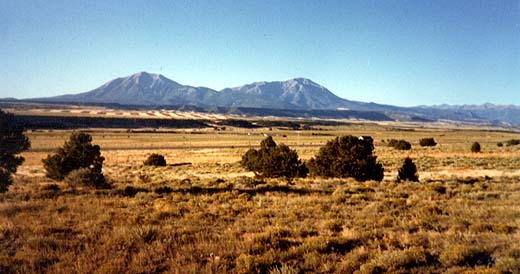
[130,71,162,81]
[285,77,322,88]
[289,77,313,83]
[281,78,328,95]
[116,71,173,88]
[135,71,152,76]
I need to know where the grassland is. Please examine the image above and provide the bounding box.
[2,123,520,273]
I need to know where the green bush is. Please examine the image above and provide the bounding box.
[0,109,31,193]
[64,168,110,189]
[419,137,437,147]
[241,136,307,182]
[144,153,167,166]
[42,132,104,181]
[397,157,419,182]
[388,139,412,150]
[471,142,481,153]
[308,135,384,182]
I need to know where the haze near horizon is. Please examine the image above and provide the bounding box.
[1,0,519,107]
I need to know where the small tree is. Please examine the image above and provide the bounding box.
[0,110,31,193]
[241,136,307,182]
[144,153,167,166]
[308,135,384,182]
[397,157,419,182]
[43,132,104,181]
[471,142,481,153]
[419,138,437,147]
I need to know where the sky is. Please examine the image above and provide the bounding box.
[1,0,519,106]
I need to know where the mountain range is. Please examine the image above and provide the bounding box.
[39,71,367,110]
[29,72,520,126]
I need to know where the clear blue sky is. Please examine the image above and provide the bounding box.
[1,0,519,106]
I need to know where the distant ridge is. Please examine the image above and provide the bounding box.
[30,71,520,125]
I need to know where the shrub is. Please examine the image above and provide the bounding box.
[497,142,503,147]
[362,247,429,272]
[397,157,419,182]
[505,139,520,146]
[241,136,307,182]
[495,257,520,274]
[154,186,173,194]
[439,244,493,267]
[42,132,104,180]
[308,135,384,182]
[0,109,31,193]
[471,142,481,153]
[419,137,437,147]
[0,170,12,193]
[41,184,60,192]
[38,183,61,198]
[269,264,298,274]
[122,186,149,197]
[388,139,412,150]
[387,139,398,147]
[64,168,110,189]
[144,153,167,166]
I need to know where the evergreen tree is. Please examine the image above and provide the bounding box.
[308,135,384,182]
[144,153,167,166]
[43,132,104,180]
[241,136,307,182]
[471,142,481,153]
[0,110,30,192]
[397,157,419,182]
[419,138,437,147]
[388,139,412,150]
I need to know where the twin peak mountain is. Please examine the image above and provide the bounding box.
[44,71,364,110]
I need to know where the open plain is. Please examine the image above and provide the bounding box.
[1,121,520,273]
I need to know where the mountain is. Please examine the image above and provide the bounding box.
[42,72,218,105]
[31,72,519,125]
[39,72,361,110]
[217,78,364,109]
[36,72,416,112]
[421,103,520,126]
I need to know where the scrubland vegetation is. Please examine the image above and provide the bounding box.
[387,139,412,150]
[419,137,437,147]
[144,153,167,167]
[1,122,520,273]
[472,142,482,153]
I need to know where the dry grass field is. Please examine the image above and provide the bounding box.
[2,123,520,273]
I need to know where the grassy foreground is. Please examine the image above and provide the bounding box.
[1,125,520,273]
